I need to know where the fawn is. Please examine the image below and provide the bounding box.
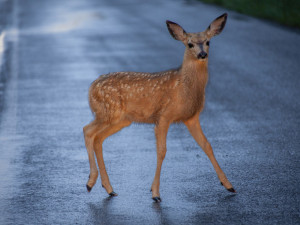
[83,13,235,202]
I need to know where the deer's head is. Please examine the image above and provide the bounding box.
[166,13,227,61]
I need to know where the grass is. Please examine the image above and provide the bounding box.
[199,0,300,28]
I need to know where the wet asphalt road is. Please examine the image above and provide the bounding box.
[0,0,300,224]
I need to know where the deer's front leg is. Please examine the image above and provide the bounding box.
[184,115,236,193]
[151,120,170,202]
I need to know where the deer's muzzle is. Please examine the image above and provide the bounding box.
[198,51,207,59]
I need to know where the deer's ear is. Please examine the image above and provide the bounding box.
[166,20,187,42]
[206,13,227,38]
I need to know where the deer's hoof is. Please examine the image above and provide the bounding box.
[86,185,92,192]
[152,197,161,203]
[221,182,236,193]
[109,191,118,196]
[227,188,236,193]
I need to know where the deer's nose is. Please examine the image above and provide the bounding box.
[198,52,207,59]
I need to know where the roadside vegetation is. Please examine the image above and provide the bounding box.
[199,0,300,28]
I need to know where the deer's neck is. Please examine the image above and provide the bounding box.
[180,51,209,89]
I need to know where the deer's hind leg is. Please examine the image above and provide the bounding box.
[83,120,108,192]
[93,120,131,196]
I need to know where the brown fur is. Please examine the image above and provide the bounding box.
[83,13,235,201]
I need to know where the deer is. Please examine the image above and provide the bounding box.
[83,13,235,202]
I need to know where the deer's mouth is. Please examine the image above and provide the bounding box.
[197,51,207,59]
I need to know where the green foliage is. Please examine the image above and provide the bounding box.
[199,0,300,28]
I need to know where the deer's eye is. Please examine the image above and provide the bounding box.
[206,41,210,46]
[188,43,194,48]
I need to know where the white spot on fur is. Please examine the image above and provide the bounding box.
[173,80,180,88]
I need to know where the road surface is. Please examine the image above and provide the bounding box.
[0,0,299,224]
